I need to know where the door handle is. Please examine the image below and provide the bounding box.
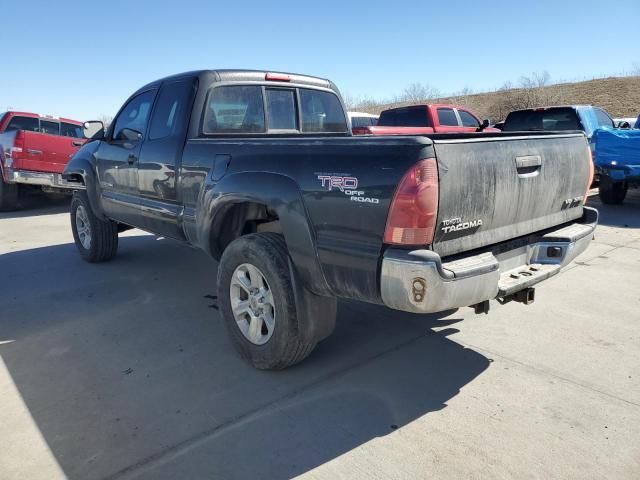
[515,155,542,177]
[72,141,83,147]
[27,149,43,155]
[127,154,137,164]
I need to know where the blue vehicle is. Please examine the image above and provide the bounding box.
[503,105,639,204]
[634,114,640,130]
[592,128,640,204]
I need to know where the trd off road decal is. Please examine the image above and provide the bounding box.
[316,174,380,204]
[435,217,483,241]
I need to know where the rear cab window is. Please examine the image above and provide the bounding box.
[378,107,429,127]
[436,108,459,127]
[5,115,40,132]
[503,108,581,132]
[203,85,346,135]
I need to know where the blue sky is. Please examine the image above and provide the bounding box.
[1,0,638,120]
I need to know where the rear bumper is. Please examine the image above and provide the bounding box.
[380,207,598,314]
[5,168,85,190]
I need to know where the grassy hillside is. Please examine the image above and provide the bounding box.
[359,76,640,122]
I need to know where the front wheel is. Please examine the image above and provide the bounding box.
[70,191,119,262]
[217,233,320,370]
[599,177,627,205]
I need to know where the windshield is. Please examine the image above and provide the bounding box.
[503,108,581,132]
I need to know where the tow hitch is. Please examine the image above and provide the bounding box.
[497,287,536,306]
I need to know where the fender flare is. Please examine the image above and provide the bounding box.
[198,171,333,297]
[62,143,107,221]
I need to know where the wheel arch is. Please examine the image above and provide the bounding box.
[200,172,332,297]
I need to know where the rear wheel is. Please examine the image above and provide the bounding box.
[70,191,119,262]
[0,176,19,211]
[217,233,320,370]
[599,177,627,204]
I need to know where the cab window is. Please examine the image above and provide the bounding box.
[112,90,155,140]
[5,116,39,132]
[458,109,480,128]
[299,89,347,133]
[204,86,265,134]
[61,122,84,138]
[594,108,614,128]
[265,88,297,130]
[437,108,459,127]
[40,120,60,135]
[149,79,195,140]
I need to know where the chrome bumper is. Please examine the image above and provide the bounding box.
[7,169,85,190]
[380,207,598,314]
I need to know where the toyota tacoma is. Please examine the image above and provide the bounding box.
[63,69,598,369]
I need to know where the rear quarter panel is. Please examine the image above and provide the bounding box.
[181,136,433,302]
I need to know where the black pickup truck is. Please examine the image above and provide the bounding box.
[64,69,598,369]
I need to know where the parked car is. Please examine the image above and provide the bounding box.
[63,69,597,369]
[0,111,86,210]
[613,118,637,129]
[502,105,639,204]
[502,105,614,137]
[592,127,640,203]
[347,111,378,133]
[352,104,497,135]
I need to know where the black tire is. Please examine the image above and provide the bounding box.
[0,176,19,211]
[217,233,318,370]
[599,177,627,205]
[70,191,119,262]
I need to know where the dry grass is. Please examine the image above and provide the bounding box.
[359,76,640,121]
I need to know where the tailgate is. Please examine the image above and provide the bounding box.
[432,133,590,257]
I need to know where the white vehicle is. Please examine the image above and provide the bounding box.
[613,117,637,128]
[347,111,379,129]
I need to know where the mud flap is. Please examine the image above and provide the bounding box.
[288,258,337,342]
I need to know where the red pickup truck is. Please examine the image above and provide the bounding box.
[0,111,86,210]
[352,104,498,135]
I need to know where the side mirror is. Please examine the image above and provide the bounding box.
[83,120,105,140]
[115,128,143,142]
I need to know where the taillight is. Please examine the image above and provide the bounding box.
[584,146,594,204]
[3,131,24,167]
[384,158,439,245]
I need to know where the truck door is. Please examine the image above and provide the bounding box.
[136,78,196,239]
[96,89,156,225]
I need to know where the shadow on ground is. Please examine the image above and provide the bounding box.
[0,236,489,480]
[587,188,640,228]
[0,190,70,220]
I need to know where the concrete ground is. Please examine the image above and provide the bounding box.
[0,190,639,480]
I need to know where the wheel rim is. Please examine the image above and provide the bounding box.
[229,263,276,345]
[75,205,92,250]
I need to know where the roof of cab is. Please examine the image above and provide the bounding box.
[133,69,338,96]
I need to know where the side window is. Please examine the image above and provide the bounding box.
[594,108,614,128]
[40,120,60,135]
[378,107,428,127]
[149,80,195,140]
[112,90,156,140]
[299,89,347,133]
[265,89,297,130]
[204,86,265,134]
[5,116,39,132]
[437,108,459,127]
[61,122,83,138]
[458,109,480,128]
